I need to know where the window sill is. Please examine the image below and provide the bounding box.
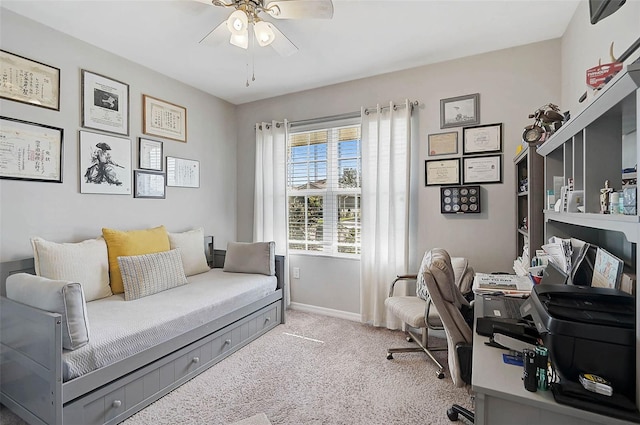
[289,251,361,261]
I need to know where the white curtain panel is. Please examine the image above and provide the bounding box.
[253,120,290,305]
[360,101,412,328]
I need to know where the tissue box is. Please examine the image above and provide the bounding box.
[623,186,636,215]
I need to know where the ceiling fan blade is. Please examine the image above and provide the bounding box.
[265,0,334,19]
[269,23,298,56]
[199,20,229,45]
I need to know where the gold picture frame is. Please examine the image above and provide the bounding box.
[143,95,187,142]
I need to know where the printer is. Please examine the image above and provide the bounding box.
[520,284,636,400]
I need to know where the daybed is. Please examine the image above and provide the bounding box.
[0,227,285,425]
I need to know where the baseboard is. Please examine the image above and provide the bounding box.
[289,302,361,322]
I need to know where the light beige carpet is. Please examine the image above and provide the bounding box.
[0,310,472,425]
[229,413,272,425]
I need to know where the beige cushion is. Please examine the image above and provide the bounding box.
[118,249,188,301]
[223,242,275,276]
[384,296,442,329]
[31,236,112,302]
[168,228,210,276]
[6,273,90,350]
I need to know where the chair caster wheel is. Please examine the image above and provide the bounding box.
[446,408,458,421]
[437,371,445,379]
[406,336,413,342]
[386,353,393,360]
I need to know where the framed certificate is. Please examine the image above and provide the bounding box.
[463,123,502,154]
[143,95,187,142]
[425,158,460,186]
[138,137,163,171]
[82,70,129,135]
[427,131,458,156]
[0,50,60,110]
[463,155,502,184]
[134,170,166,199]
[0,116,63,182]
[166,156,199,188]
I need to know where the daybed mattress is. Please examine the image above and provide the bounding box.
[62,269,276,381]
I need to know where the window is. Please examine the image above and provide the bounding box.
[287,121,361,256]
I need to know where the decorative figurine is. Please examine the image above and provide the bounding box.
[600,180,613,214]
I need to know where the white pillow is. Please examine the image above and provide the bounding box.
[118,249,189,301]
[223,241,275,276]
[168,228,211,276]
[31,237,112,302]
[6,273,90,351]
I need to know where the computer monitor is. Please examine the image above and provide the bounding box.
[591,247,624,289]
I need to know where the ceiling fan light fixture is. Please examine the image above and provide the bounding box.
[226,10,248,35]
[254,21,275,47]
[229,31,249,49]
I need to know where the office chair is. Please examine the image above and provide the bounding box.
[385,249,474,379]
[417,248,474,423]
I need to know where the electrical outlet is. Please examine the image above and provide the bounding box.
[293,267,300,279]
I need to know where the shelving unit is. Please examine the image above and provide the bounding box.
[514,145,544,265]
[536,61,640,408]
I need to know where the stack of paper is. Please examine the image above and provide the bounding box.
[541,236,572,274]
[472,273,534,295]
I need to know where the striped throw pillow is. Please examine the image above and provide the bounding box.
[118,249,188,301]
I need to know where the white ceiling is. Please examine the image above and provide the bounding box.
[1,0,581,105]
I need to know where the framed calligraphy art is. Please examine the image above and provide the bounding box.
[143,95,187,142]
[0,50,60,110]
[0,116,63,182]
[166,156,199,188]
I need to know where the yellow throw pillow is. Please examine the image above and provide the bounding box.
[102,225,170,294]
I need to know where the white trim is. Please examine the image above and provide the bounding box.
[289,302,361,322]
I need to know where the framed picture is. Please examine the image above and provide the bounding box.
[440,93,480,129]
[462,155,502,184]
[138,137,163,171]
[441,185,481,214]
[79,130,131,194]
[0,116,63,182]
[143,95,187,142]
[0,50,60,110]
[425,158,460,186]
[166,156,199,188]
[463,123,502,155]
[427,131,458,156]
[82,70,129,135]
[134,170,166,199]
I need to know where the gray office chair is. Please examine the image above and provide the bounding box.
[419,248,474,423]
[385,249,474,379]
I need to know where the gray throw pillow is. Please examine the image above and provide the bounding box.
[118,248,188,301]
[223,241,275,276]
[6,273,90,350]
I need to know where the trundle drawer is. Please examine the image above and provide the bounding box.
[63,301,281,425]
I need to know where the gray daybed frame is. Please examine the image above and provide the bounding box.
[0,249,285,425]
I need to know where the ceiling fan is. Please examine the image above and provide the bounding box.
[198,0,334,57]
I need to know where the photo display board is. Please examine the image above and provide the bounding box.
[440,185,481,214]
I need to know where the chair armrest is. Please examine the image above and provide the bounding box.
[388,274,418,297]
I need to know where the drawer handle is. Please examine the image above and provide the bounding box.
[265,317,271,323]
[112,400,122,408]
[192,356,200,364]
[224,339,231,345]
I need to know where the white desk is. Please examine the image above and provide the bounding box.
[472,296,634,425]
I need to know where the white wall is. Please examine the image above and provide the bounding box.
[561,0,640,116]
[0,10,238,261]
[236,40,563,314]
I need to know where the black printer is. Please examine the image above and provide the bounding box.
[520,284,636,400]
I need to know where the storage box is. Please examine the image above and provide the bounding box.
[623,186,636,215]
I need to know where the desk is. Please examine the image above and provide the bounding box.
[472,296,634,425]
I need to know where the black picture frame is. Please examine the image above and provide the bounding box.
[0,116,64,183]
[440,185,481,214]
[81,70,130,136]
[134,170,166,199]
[463,123,502,155]
[425,158,460,186]
[138,137,163,171]
[462,155,502,184]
